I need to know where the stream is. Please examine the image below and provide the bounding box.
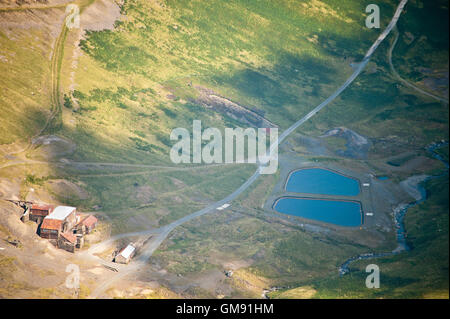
[339,141,449,275]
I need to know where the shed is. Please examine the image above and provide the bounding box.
[114,244,136,264]
[80,215,98,234]
[58,232,76,253]
[39,219,63,239]
[30,204,54,223]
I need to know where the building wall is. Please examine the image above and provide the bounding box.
[76,236,84,249]
[57,238,75,253]
[40,229,59,239]
[86,222,97,234]
[74,224,85,235]
[115,255,129,264]
[65,211,77,230]
[31,209,50,216]
[30,209,51,224]
[30,215,44,223]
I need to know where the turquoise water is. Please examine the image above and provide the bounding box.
[274,198,362,227]
[286,168,360,196]
[377,176,389,180]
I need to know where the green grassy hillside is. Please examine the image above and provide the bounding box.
[56,0,400,162]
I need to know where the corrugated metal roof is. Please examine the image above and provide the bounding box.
[119,244,135,259]
[31,204,54,211]
[81,215,98,228]
[60,232,77,243]
[41,219,62,230]
[46,206,76,221]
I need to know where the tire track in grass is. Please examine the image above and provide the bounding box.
[1,1,94,156]
[388,26,448,104]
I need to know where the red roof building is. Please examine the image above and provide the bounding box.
[58,232,77,253]
[30,204,54,222]
[39,219,62,239]
[82,215,98,229]
[60,232,76,244]
[75,214,98,234]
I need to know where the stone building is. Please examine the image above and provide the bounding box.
[74,214,98,234]
[57,232,76,253]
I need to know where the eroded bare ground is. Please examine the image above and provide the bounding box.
[0,0,71,9]
[0,198,170,299]
[0,200,104,298]
[80,0,122,31]
[0,193,262,298]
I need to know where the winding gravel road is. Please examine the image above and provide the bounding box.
[89,0,409,298]
[388,27,449,104]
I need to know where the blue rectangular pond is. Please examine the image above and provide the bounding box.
[273,197,363,227]
[285,168,360,196]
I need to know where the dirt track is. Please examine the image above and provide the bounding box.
[388,26,448,104]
